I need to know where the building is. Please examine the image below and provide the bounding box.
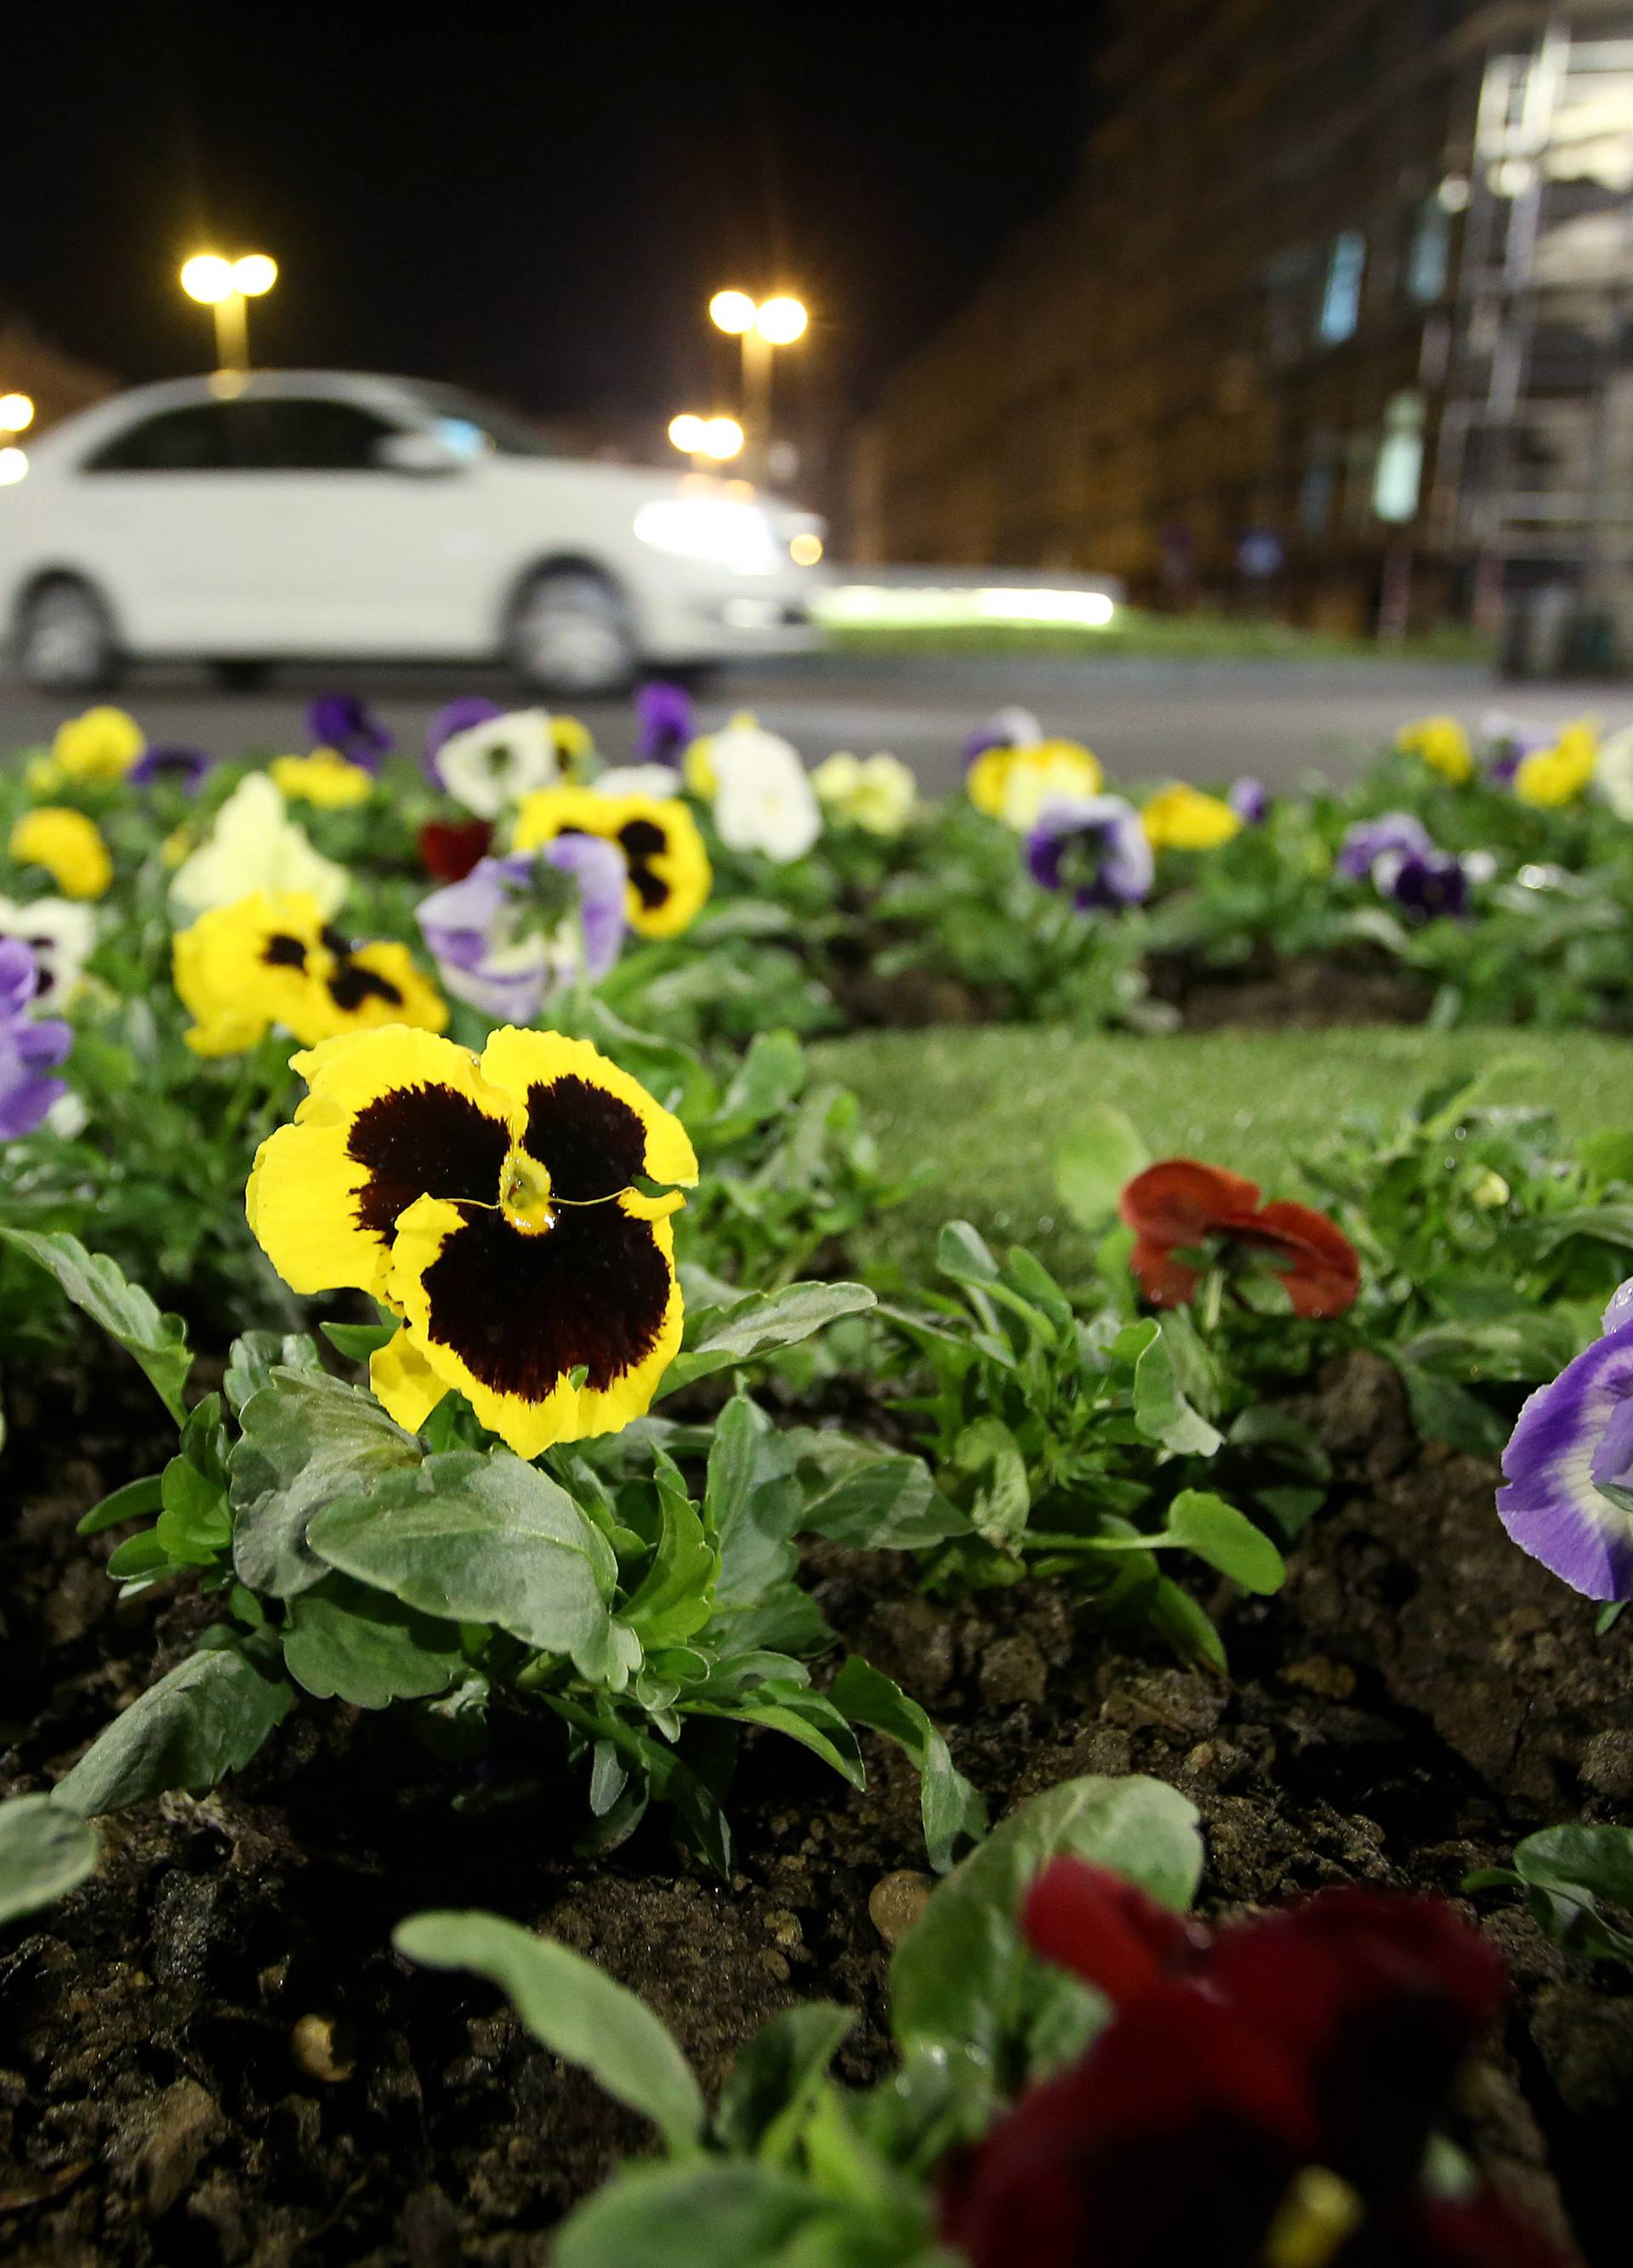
[0,316,118,438]
[851,1,1633,657]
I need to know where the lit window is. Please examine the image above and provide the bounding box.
[1406,201,1450,303]
[1317,230,1367,344]
[1372,391,1425,522]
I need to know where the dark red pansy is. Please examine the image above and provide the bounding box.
[1119,1157,1359,1317]
[1022,1857,1201,2003]
[418,816,494,883]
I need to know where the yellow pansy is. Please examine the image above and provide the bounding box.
[811,750,918,836]
[1514,720,1597,808]
[270,750,374,810]
[1141,783,1243,852]
[174,891,447,1056]
[513,785,713,939]
[52,705,145,784]
[9,807,113,899]
[247,1026,697,1457]
[1395,715,1473,784]
[968,739,1103,827]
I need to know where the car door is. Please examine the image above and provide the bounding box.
[74,400,252,653]
[223,395,482,655]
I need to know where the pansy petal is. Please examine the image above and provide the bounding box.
[1120,1159,1263,1244]
[247,1027,515,1296]
[369,1327,451,1435]
[1247,1202,1361,1318]
[479,1027,698,1194]
[1499,1320,1633,1600]
[385,1190,683,1458]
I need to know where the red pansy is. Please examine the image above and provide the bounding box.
[1118,1157,1360,1317]
[418,816,493,883]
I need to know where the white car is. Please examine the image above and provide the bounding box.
[0,371,827,696]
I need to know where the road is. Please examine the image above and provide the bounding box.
[2,655,1624,795]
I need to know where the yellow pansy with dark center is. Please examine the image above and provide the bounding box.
[247,1026,697,1456]
[174,895,446,1055]
[512,786,712,939]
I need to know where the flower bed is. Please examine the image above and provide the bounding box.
[0,691,1630,2265]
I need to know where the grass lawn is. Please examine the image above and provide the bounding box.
[815,608,1493,666]
[815,1024,1633,1278]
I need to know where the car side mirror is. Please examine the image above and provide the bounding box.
[374,429,466,476]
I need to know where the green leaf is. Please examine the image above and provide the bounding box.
[230,1369,423,1598]
[554,2163,828,2268]
[951,1418,1030,1551]
[936,1220,1000,1287]
[829,1657,987,1873]
[714,2003,856,2162]
[394,1910,705,2153]
[282,1575,464,1709]
[623,1460,718,1646]
[0,1794,98,1925]
[1132,1324,1222,1457]
[321,1320,400,1361]
[0,1227,191,1424]
[1401,1312,1581,1384]
[890,1775,1203,2083]
[1398,1363,1510,1455]
[1164,1491,1285,1594]
[661,1282,877,1396]
[53,1637,294,1817]
[705,1396,803,1606]
[786,1432,969,1550]
[697,1684,866,1788]
[1054,1106,1148,1230]
[1473,1824,1633,1968]
[1149,1577,1229,1674]
[223,1330,325,1417]
[709,1030,806,1137]
[307,1449,616,1680]
[77,1474,164,1537]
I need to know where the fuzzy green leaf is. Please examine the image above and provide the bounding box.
[282,1576,464,1709]
[830,1656,987,1873]
[0,1227,191,1424]
[1164,1491,1286,1594]
[53,1637,293,1817]
[0,1794,98,1925]
[230,1369,422,1599]
[660,1282,877,1396]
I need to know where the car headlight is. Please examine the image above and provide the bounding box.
[633,499,777,575]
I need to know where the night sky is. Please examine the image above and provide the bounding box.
[8,5,1092,434]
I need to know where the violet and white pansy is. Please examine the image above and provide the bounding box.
[1498,1278,1633,1600]
[0,895,97,1012]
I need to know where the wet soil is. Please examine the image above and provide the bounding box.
[1148,947,1436,1031]
[1,1352,1629,2266]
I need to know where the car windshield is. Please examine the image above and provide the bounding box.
[401,383,556,458]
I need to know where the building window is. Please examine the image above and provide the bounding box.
[1299,460,1336,536]
[1317,230,1367,344]
[1406,200,1451,303]
[1372,391,1425,522]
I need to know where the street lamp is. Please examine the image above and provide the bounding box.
[180,252,278,373]
[0,393,35,435]
[708,290,809,477]
[668,412,745,468]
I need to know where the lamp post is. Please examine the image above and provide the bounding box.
[179,253,278,372]
[708,291,807,480]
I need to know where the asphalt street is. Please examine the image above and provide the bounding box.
[1,654,1624,794]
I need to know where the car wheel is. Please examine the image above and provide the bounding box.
[508,568,637,697]
[14,577,122,692]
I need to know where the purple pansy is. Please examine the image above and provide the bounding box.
[1372,845,1470,922]
[1026,793,1154,912]
[416,838,627,1023]
[424,696,504,787]
[962,707,1042,771]
[1228,776,1269,825]
[0,938,72,1140]
[1336,811,1434,881]
[307,694,394,772]
[1499,1282,1633,1600]
[128,744,214,793]
[1482,712,1552,788]
[634,681,695,768]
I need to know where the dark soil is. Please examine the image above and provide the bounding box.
[2,1351,1629,2266]
[1149,946,1436,1031]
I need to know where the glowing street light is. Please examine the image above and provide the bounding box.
[668,412,744,465]
[0,447,28,486]
[179,251,278,372]
[708,290,810,477]
[0,393,36,435]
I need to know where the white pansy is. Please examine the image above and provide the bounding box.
[811,750,917,836]
[707,719,822,862]
[435,710,566,818]
[981,706,1043,750]
[0,894,96,1011]
[169,773,349,921]
[1595,725,1633,820]
[593,764,682,801]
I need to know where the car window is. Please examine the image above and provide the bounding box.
[404,382,556,458]
[85,402,235,472]
[228,398,397,471]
